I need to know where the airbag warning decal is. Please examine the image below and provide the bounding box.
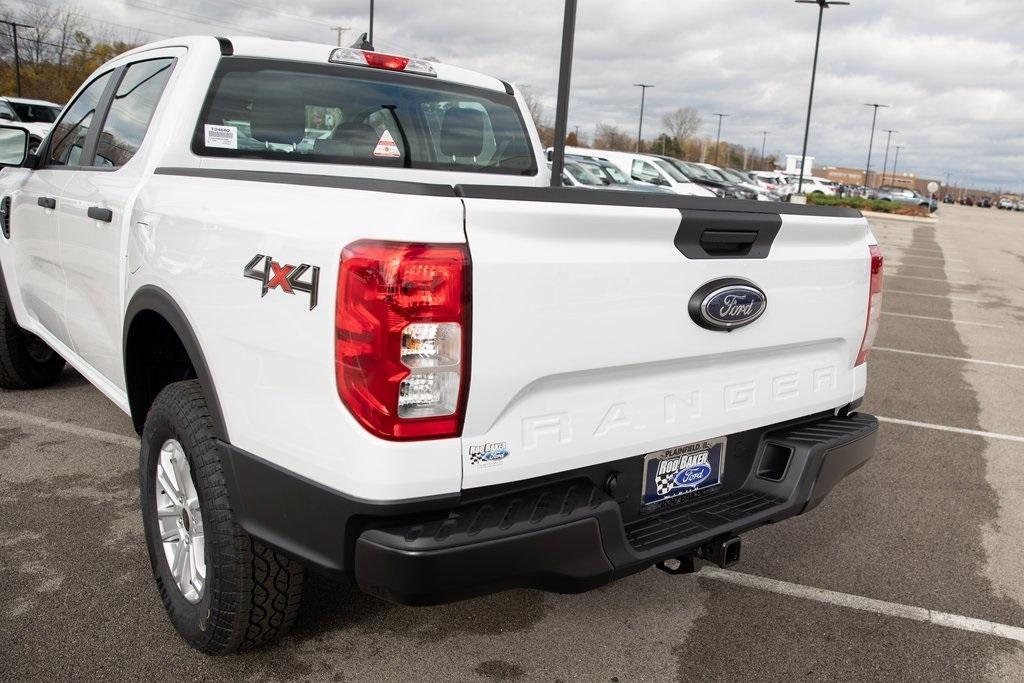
[373,130,401,158]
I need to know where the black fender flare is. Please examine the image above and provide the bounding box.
[123,285,229,442]
[0,260,15,322]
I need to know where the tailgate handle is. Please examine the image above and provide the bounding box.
[675,210,782,260]
[699,230,758,256]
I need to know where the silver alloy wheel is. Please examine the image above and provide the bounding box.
[155,439,206,604]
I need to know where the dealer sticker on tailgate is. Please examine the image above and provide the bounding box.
[641,437,726,507]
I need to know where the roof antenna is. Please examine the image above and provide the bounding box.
[549,0,577,187]
[350,32,374,51]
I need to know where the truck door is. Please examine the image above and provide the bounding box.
[59,56,176,388]
[10,70,116,351]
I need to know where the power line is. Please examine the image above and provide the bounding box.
[121,0,308,41]
[216,0,344,29]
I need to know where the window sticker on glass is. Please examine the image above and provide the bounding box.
[204,124,238,149]
[373,129,400,158]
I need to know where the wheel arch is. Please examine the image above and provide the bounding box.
[123,285,229,442]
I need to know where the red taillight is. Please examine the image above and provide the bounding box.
[855,244,884,366]
[335,240,470,440]
[362,51,409,71]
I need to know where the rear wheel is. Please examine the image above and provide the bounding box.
[0,287,65,389]
[140,380,304,654]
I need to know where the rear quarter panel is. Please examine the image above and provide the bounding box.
[128,173,468,499]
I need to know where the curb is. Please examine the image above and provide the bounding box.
[861,210,938,225]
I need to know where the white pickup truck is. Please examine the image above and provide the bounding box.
[0,36,882,654]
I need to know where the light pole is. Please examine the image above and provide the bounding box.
[549,0,578,187]
[369,0,375,46]
[879,128,898,188]
[633,83,654,152]
[759,130,770,170]
[712,112,729,166]
[891,145,904,186]
[794,0,848,195]
[862,102,889,186]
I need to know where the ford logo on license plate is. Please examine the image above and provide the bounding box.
[688,278,767,331]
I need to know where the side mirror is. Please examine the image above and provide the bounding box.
[0,125,30,167]
[0,112,13,121]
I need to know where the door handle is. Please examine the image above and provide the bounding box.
[87,206,113,223]
[37,196,56,210]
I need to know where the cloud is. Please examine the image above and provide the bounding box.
[17,0,1024,189]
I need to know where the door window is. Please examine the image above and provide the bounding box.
[631,160,661,182]
[94,59,174,168]
[46,71,113,167]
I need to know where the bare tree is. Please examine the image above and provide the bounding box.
[593,122,633,152]
[517,84,548,130]
[662,107,702,146]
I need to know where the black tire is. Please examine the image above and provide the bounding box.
[140,380,304,654]
[0,287,66,389]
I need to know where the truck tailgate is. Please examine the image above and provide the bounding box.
[458,189,871,489]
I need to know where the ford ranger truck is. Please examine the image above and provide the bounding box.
[0,36,881,654]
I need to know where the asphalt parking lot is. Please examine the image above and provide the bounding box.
[3,202,1024,681]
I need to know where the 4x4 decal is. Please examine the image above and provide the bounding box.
[244,254,320,310]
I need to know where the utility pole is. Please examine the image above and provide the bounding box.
[330,26,350,46]
[862,102,889,186]
[794,0,849,195]
[759,130,769,170]
[368,0,375,46]
[879,128,898,188]
[1,20,33,97]
[633,83,654,152]
[712,112,728,166]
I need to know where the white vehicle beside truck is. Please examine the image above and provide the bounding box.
[0,35,881,654]
[0,96,62,152]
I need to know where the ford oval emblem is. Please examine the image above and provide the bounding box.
[675,464,712,488]
[688,278,767,331]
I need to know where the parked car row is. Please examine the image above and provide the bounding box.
[952,194,1023,209]
[548,146,825,201]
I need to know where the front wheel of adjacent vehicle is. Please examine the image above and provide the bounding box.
[0,288,65,389]
[139,380,304,654]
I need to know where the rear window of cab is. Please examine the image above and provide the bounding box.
[192,57,537,176]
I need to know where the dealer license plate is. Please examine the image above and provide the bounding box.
[640,437,726,507]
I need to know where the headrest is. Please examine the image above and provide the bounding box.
[250,87,306,145]
[440,107,486,158]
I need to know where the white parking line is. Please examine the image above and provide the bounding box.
[874,347,1024,370]
[886,254,961,263]
[881,312,1002,328]
[887,262,971,273]
[876,416,1024,444]
[0,409,139,449]
[885,274,974,285]
[884,290,986,303]
[877,246,957,258]
[701,567,1024,644]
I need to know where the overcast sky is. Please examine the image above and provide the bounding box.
[14,0,1024,190]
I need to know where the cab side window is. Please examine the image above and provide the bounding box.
[94,59,174,168]
[47,71,113,167]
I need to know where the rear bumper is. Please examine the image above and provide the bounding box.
[222,411,877,606]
